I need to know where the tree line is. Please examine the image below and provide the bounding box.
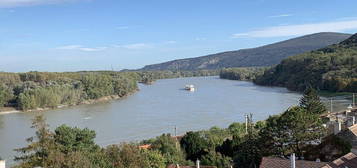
[0,71,138,110]
[136,70,220,84]
[12,88,352,168]
[219,67,268,81]
[0,70,219,111]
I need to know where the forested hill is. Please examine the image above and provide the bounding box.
[254,33,357,92]
[139,32,351,71]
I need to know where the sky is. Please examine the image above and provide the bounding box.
[1,0,357,72]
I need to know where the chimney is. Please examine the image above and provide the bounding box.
[0,160,5,168]
[196,159,200,168]
[290,153,296,168]
[334,121,342,135]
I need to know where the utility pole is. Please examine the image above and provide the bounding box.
[353,93,355,107]
[245,114,248,134]
[330,98,333,113]
[174,125,177,137]
[174,125,178,150]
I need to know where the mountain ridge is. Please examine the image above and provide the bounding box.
[139,32,351,71]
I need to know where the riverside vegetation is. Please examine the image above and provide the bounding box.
[220,33,357,93]
[255,33,357,92]
[11,88,351,168]
[0,71,138,111]
[0,70,218,111]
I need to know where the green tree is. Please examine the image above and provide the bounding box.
[180,131,208,161]
[54,125,99,154]
[0,84,13,107]
[260,106,326,158]
[14,115,56,168]
[105,143,145,168]
[201,151,232,168]
[299,87,327,114]
[233,136,262,168]
[141,149,167,168]
[149,134,187,165]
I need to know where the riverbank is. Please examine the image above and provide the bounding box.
[0,90,138,115]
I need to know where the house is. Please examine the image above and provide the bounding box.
[321,152,357,168]
[260,152,357,168]
[259,156,326,168]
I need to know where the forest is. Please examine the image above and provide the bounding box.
[219,67,268,81]
[11,88,351,168]
[254,33,357,92]
[0,71,139,111]
[0,70,218,111]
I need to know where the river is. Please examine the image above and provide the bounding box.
[0,76,351,165]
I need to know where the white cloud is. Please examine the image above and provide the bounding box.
[232,19,357,38]
[0,0,83,8]
[268,14,293,18]
[56,45,107,52]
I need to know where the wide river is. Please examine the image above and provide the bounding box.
[0,76,351,165]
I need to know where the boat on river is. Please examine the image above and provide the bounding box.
[185,85,195,91]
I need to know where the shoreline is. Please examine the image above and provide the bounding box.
[0,90,138,115]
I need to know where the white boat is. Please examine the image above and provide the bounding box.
[185,85,195,91]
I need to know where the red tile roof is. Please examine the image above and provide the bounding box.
[321,152,357,168]
[138,144,151,150]
[259,157,327,168]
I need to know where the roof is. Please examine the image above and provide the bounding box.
[138,144,151,150]
[348,124,357,136]
[259,157,327,168]
[167,164,216,168]
[321,152,357,168]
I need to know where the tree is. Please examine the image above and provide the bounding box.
[0,84,13,107]
[149,134,187,165]
[14,116,109,168]
[201,151,232,168]
[141,149,167,168]
[233,136,262,168]
[180,131,208,161]
[299,87,327,114]
[260,106,326,158]
[54,125,99,154]
[258,115,288,156]
[105,143,145,168]
[14,115,56,168]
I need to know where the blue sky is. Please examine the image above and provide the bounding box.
[1,0,357,72]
